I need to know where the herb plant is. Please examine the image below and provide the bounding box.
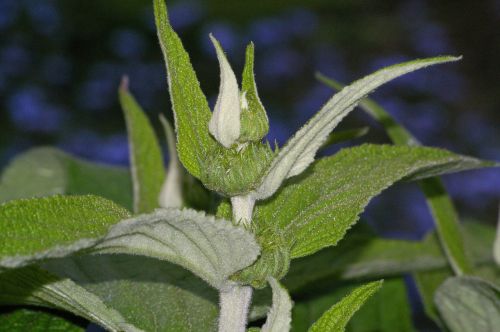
[0,1,499,331]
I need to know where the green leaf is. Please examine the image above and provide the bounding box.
[0,308,84,332]
[44,255,219,332]
[414,269,450,326]
[320,127,369,150]
[0,195,131,269]
[254,56,460,201]
[93,208,260,290]
[253,144,493,259]
[308,281,383,332]
[159,115,183,208]
[239,42,269,142]
[317,73,479,275]
[261,278,292,332]
[0,267,140,332]
[154,0,216,177]
[434,277,500,332]
[119,78,165,214]
[0,148,132,209]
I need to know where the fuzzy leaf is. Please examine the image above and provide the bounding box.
[93,208,260,290]
[317,73,478,275]
[254,56,460,200]
[0,308,84,332]
[159,115,183,208]
[0,148,132,209]
[119,79,165,213]
[208,35,241,148]
[434,277,500,332]
[239,42,269,142]
[261,278,292,332]
[154,0,216,177]
[44,255,219,332]
[0,267,140,332]
[252,144,493,259]
[0,195,131,269]
[308,281,383,332]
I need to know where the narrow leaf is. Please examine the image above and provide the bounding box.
[254,56,460,200]
[317,73,478,275]
[0,195,130,269]
[154,0,216,177]
[159,115,183,208]
[208,34,241,148]
[93,208,260,290]
[252,144,493,259]
[308,280,383,332]
[261,278,292,332]
[119,78,165,213]
[434,277,500,332]
[320,127,369,150]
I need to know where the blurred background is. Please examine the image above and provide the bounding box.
[0,0,499,254]
[0,0,499,330]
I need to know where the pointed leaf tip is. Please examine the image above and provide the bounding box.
[208,34,242,148]
[120,75,130,92]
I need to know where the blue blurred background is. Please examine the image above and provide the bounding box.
[1,0,499,236]
[1,0,499,329]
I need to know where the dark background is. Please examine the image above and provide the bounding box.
[0,0,499,253]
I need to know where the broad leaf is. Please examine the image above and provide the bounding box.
[308,281,383,332]
[154,0,216,178]
[434,277,500,332]
[44,255,219,332]
[252,144,493,259]
[317,73,476,275]
[254,56,460,200]
[93,208,260,290]
[261,278,292,332]
[0,195,130,269]
[0,148,132,209]
[0,267,139,332]
[119,78,165,213]
[0,308,84,332]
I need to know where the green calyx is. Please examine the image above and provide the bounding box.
[238,42,269,143]
[200,141,275,197]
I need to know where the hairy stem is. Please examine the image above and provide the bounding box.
[218,284,253,332]
[217,194,256,332]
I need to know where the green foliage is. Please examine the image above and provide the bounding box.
[307,281,383,332]
[261,278,292,332]
[239,43,269,143]
[435,277,500,332]
[0,308,84,332]
[119,79,166,213]
[0,195,130,267]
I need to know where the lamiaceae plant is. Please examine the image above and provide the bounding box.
[0,0,499,331]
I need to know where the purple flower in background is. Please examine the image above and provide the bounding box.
[24,0,60,36]
[294,84,332,123]
[284,8,318,38]
[248,17,291,47]
[78,77,118,112]
[0,44,31,77]
[202,22,240,57]
[445,170,500,210]
[110,29,147,60]
[258,47,303,88]
[411,22,452,56]
[0,0,20,30]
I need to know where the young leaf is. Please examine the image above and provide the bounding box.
[317,73,476,275]
[252,144,494,259]
[0,308,84,332]
[0,147,132,209]
[119,78,165,214]
[154,0,216,177]
[308,280,383,332]
[93,208,260,290]
[0,195,130,269]
[261,278,293,332]
[253,56,460,200]
[239,42,269,142]
[0,267,140,332]
[159,115,183,208]
[434,277,500,332]
[208,35,241,148]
